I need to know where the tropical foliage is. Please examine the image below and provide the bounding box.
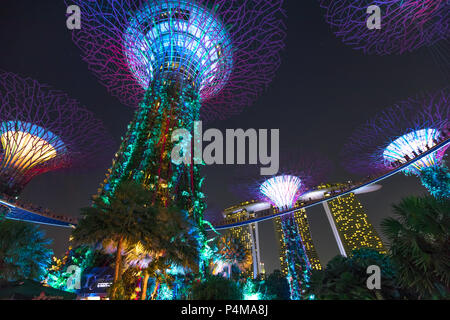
[381,195,450,299]
[124,206,199,300]
[215,232,252,280]
[0,220,53,282]
[305,248,401,300]
[191,275,242,300]
[45,245,113,292]
[72,180,160,298]
[262,270,291,300]
[73,179,199,299]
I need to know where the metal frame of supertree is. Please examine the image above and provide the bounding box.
[0,71,113,197]
[68,0,286,278]
[234,153,331,300]
[318,0,449,55]
[69,0,286,120]
[342,88,450,198]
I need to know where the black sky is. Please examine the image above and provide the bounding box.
[0,1,447,274]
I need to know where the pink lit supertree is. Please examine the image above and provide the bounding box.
[234,153,331,300]
[342,89,449,198]
[0,71,113,197]
[318,0,449,55]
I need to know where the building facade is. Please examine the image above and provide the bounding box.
[318,183,386,257]
[223,201,271,278]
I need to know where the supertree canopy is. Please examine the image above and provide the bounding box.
[122,0,233,102]
[318,0,449,55]
[382,128,444,172]
[69,0,286,276]
[0,71,113,197]
[342,89,449,198]
[257,154,331,206]
[260,175,303,210]
[70,0,286,120]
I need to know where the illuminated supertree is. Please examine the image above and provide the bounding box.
[318,0,449,55]
[0,71,113,198]
[69,0,286,275]
[342,89,450,198]
[235,154,330,299]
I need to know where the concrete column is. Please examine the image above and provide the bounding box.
[249,222,262,278]
[322,201,347,257]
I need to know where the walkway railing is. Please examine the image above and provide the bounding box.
[207,136,449,231]
[1,197,76,228]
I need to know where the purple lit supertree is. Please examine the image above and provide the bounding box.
[69,0,286,120]
[235,153,331,299]
[68,0,286,276]
[342,89,449,198]
[0,71,113,198]
[318,0,449,55]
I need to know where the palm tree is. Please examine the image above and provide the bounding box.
[381,195,450,298]
[305,249,400,300]
[216,232,252,279]
[191,275,242,300]
[0,220,53,281]
[124,206,199,300]
[124,242,161,300]
[72,180,157,298]
[147,257,175,300]
[263,270,291,300]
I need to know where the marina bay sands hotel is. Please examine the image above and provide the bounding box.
[222,183,386,278]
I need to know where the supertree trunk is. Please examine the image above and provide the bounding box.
[97,81,207,275]
[279,214,312,300]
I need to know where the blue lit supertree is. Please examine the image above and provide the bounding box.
[318,0,449,55]
[235,154,331,299]
[342,89,450,198]
[68,0,286,276]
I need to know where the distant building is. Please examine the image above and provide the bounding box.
[315,183,386,257]
[223,201,271,278]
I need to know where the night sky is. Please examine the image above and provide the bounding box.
[1,1,447,274]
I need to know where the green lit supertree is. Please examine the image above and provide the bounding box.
[69,0,286,276]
